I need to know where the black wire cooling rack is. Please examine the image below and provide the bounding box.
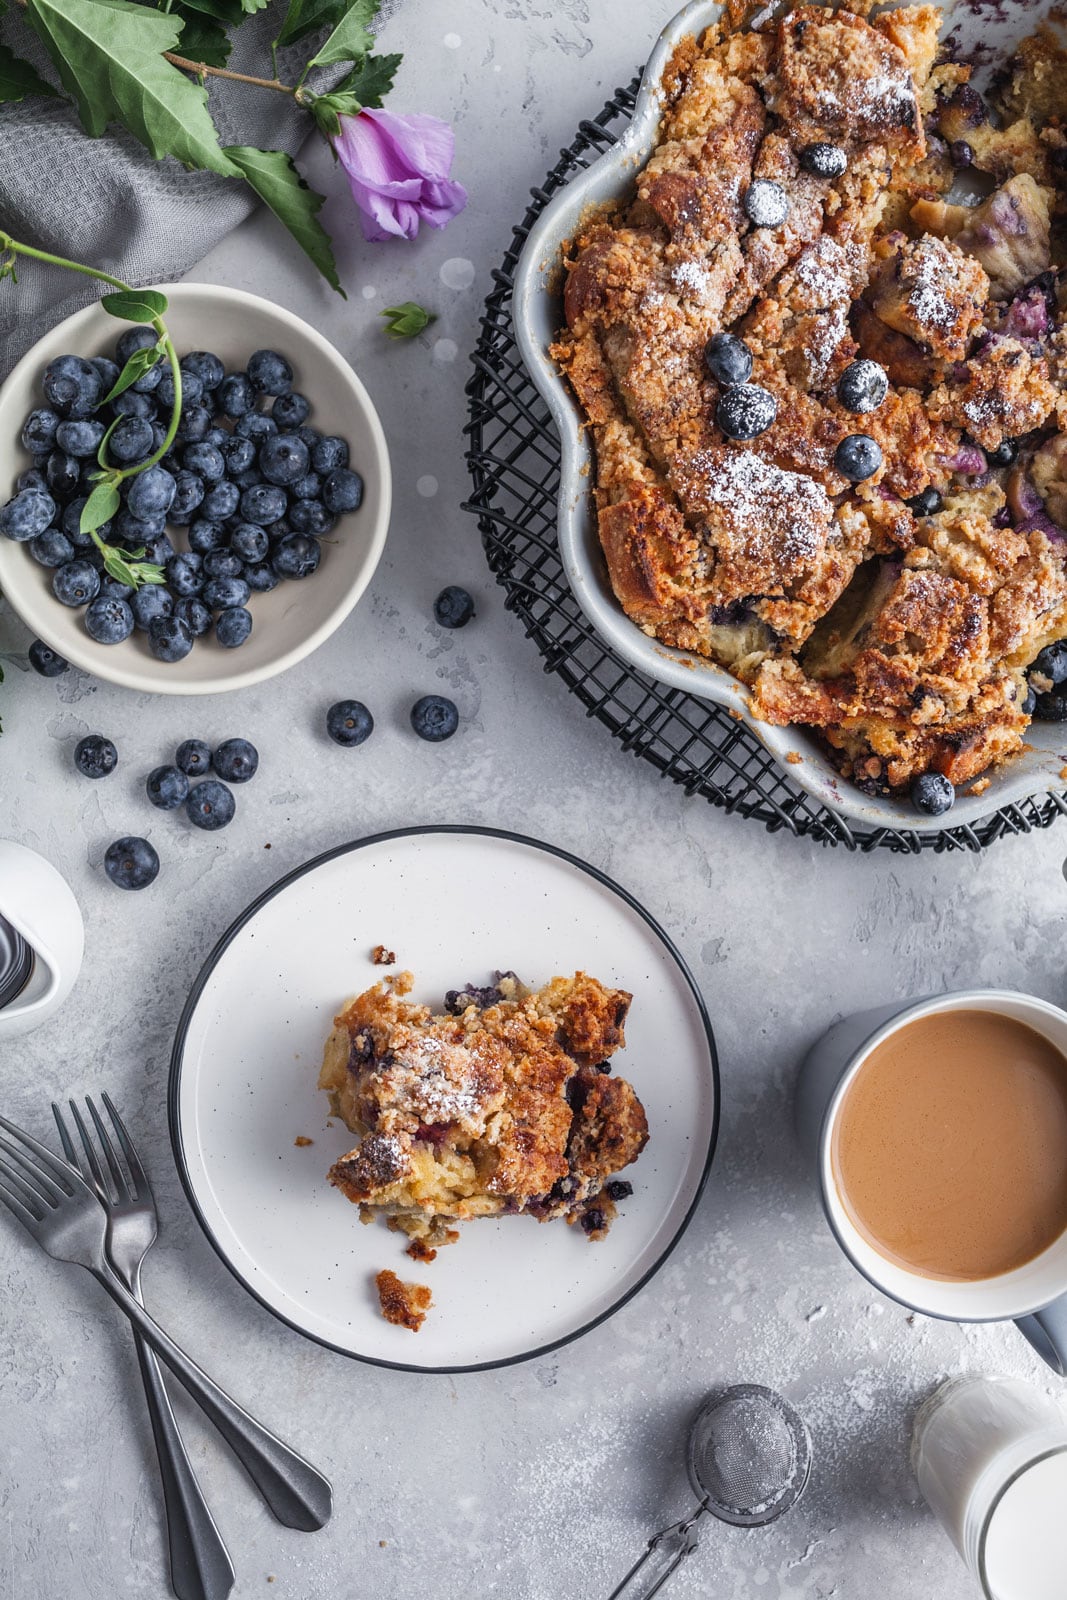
[462,81,1067,854]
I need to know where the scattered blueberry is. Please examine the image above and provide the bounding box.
[247,349,293,396]
[28,639,68,677]
[271,533,320,578]
[799,142,847,179]
[906,487,943,517]
[604,1180,634,1202]
[835,434,883,482]
[16,468,47,494]
[147,764,190,810]
[410,694,459,742]
[910,772,955,816]
[85,596,135,644]
[213,737,259,783]
[186,779,236,830]
[176,738,212,778]
[717,384,777,441]
[158,370,201,411]
[836,360,888,415]
[53,559,101,607]
[704,333,753,387]
[104,836,159,891]
[112,390,154,420]
[434,586,475,629]
[1,487,56,541]
[322,467,363,514]
[74,734,117,779]
[743,180,789,228]
[216,607,253,649]
[148,615,194,662]
[326,700,374,747]
[175,406,211,445]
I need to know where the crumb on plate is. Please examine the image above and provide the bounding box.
[375,1268,432,1332]
[372,944,396,966]
[294,1135,314,1147]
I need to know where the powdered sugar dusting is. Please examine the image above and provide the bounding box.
[793,237,852,310]
[672,260,713,300]
[907,238,958,332]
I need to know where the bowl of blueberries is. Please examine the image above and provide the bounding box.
[0,282,390,693]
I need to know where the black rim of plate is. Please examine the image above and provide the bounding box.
[168,824,720,1375]
[462,80,1067,855]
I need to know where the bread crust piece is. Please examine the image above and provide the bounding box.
[374,1269,431,1333]
[319,972,648,1248]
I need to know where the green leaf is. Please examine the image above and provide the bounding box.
[274,0,356,52]
[239,0,268,13]
[327,50,399,109]
[99,545,164,589]
[0,39,59,102]
[223,147,344,296]
[381,302,435,339]
[80,479,121,536]
[171,7,232,65]
[23,0,238,176]
[104,341,163,401]
[101,287,168,324]
[307,0,378,70]
[169,0,244,25]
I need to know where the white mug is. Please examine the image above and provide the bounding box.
[0,841,83,1038]
[795,990,1067,1374]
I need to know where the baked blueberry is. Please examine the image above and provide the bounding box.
[410,694,459,742]
[743,179,789,228]
[272,392,310,429]
[322,468,363,514]
[127,465,176,521]
[835,433,883,482]
[74,734,117,779]
[148,615,194,662]
[1031,642,1067,686]
[986,438,1019,467]
[186,779,236,830]
[704,332,753,387]
[716,384,777,440]
[910,772,955,816]
[215,607,253,648]
[213,737,258,782]
[271,533,321,579]
[166,552,204,598]
[104,836,159,891]
[799,142,847,179]
[203,575,250,611]
[147,764,189,810]
[240,484,287,526]
[434,585,475,628]
[53,559,101,607]
[108,416,154,466]
[1034,689,1067,721]
[130,584,173,630]
[85,596,135,644]
[259,433,310,486]
[1022,683,1037,717]
[28,639,68,678]
[326,699,374,747]
[217,372,255,418]
[836,359,888,414]
[29,529,74,567]
[247,349,293,396]
[605,1179,634,1201]
[173,597,212,637]
[1,487,56,541]
[311,435,348,474]
[181,351,225,391]
[43,354,101,418]
[906,487,943,517]
[176,738,212,778]
[21,408,59,454]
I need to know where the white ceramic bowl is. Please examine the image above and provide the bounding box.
[512,0,1067,835]
[0,283,391,695]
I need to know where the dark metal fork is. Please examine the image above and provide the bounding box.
[0,1109,332,1536]
[52,1096,235,1600]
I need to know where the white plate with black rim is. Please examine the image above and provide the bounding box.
[169,826,718,1373]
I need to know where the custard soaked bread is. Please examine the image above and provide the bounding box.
[553,3,1067,798]
[318,971,648,1248]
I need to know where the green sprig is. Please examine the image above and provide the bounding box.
[381,302,435,340]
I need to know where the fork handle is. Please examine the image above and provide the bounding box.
[132,1328,236,1600]
[91,1266,333,1531]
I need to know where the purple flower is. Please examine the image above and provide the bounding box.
[333,108,467,242]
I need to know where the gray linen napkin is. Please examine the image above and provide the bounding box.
[0,3,344,378]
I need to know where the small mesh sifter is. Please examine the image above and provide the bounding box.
[606,1385,813,1600]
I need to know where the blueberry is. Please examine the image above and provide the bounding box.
[987,438,1019,468]
[148,615,194,662]
[799,142,847,179]
[743,179,789,228]
[295,425,322,453]
[906,487,943,517]
[287,500,334,536]
[836,360,888,415]
[176,739,213,778]
[140,534,175,568]
[230,523,269,563]
[232,467,262,492]
[1,486,57,541]
[410,694,459,742]
[45,451,81,501]
[1034,689,1067,721]
[147,764,190,810]
[244,563,278,593]
[1031,642,1067,686]
[219,434,255,474]
[217,372,255,419]
[203,549,243,579]
[54,419,104,459]
[131,357,164,395]
[166,552,204,597]
[835,433,883,482]
[108,416,155,465]
[272,392,310,429]
[291,472,322,502]
[240,484,287,526]
[104,836,159,891]
[74,734,117,779]
[28,639,69,678]
[172,597,212,637]
[704,333,753,387]
[43,355,101,419]
[271,533,320,579]
[1022,683,1037,717]
[186,779,235,830]
[188,519,226,555]
[90,356,120,394]
[311,435,348,474]
[247,349,293,397]
[130,584,174,630]
[201,480,241,523]
[181,352,225,391]
[322,467,363,515]
[183,443,225,484]
[21,408,59,454]
[127,465,176,520]
[258,433,309,487]
[115,326,158,364]
[175,405,211,444]
[202,575,250,611]
[213,737,258,782]
[111,391,155,420]
[16,468,47,493]
[716,384,777,441]
[101,578,133,602]
[158,370,202,412]
[113,509,162,545]
[605,1179,634,1201]
[326,700,373,747]
[168,470,205,525]
[910,772,955,816]
[61,500,101,546]
[434,585,475,628]
[85,596,135,644]
[53,559,101,608]
[234,412,278,443]
[30,528,75,567]
[203,427,228,449]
